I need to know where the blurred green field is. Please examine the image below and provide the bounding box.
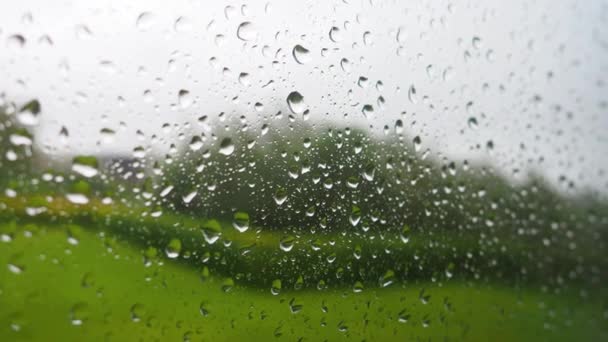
[1,222,606,341]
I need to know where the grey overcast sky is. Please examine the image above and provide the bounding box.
[0,0,607,194]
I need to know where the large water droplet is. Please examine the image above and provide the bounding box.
[232,211,250,232]
[274,188,288,205]
[237,22,257,41]
[218,137,235,156]
[292,45,311,64]
[71,156,98,178]
[286,91,305,114]
[201,220,222,244]
[178,89,192,109]
[7,34,26,48]
[329,26,342,42]
[165,238,182,259]
[279,236,295,252]
[136,12,155,31]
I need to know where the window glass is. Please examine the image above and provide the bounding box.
[0,1,606,340]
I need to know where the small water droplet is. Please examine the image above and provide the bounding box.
[400,225,411,244]
[408,85,417,104]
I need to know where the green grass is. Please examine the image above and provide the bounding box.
[1,222,606,341]
[3,195,603,291]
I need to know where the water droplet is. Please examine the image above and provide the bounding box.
[400,225,411,243]
[221,278,234,292]
[165,238,182,259]
[292,45,311,64]
[130,303,146,322]
[279,236,295,252]
[182,191,197,204]
[219,138,235,155]
[136,12,155,31]
[237,22,257,41]
[271,279,282,295]
[238,72,250,86]
[9,130,32,146]
[17,100,41,126]
[380,270,395,287]
[66,193,89,205]
[7,34,26,48]
[349,205,361,227]
[189,136,203,151]
[361,104,374,118]
[71,156,99,178]
[363,162,375,181]
[468,117,478,130]
[358,76,369,88]
[70,302,89,325]
[289,298,303,313]
[232,211,250,232]
[412,136,422,152]
[408,85,417,104]
[395,119,404,135]
[199,302,210,317]
[81,272,95,288]
[201,220,222,244]
[174,16,192,33]
[286,91,305,114]
[178,89,192,109]
[398,309,410,323]
[329,26,342,42]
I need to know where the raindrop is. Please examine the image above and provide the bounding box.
[174,16,192,33]
[7,34,26,48]
[286,91,305,114]
[412,136,422,152]
[136,12,155,31]
[165,238,182,259]
[178,89,192,109]
[201,220,222,244]
[237,22,257,41]
[468,117,478,130]
[130,303,146,322]
[329,26,342,42]
[17,100,41,126]
[189,136,203,151]
[279,236,295,252]
[219,138,235,155]
[380,270,395,287]
[232,211,250,232]
[271,279,282,295]
[70,302,89,326]
[408,85,417,104]
[71,156,99,178]
[400,225,411,243]
[292,45,311,64]
[361,104,374,118]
